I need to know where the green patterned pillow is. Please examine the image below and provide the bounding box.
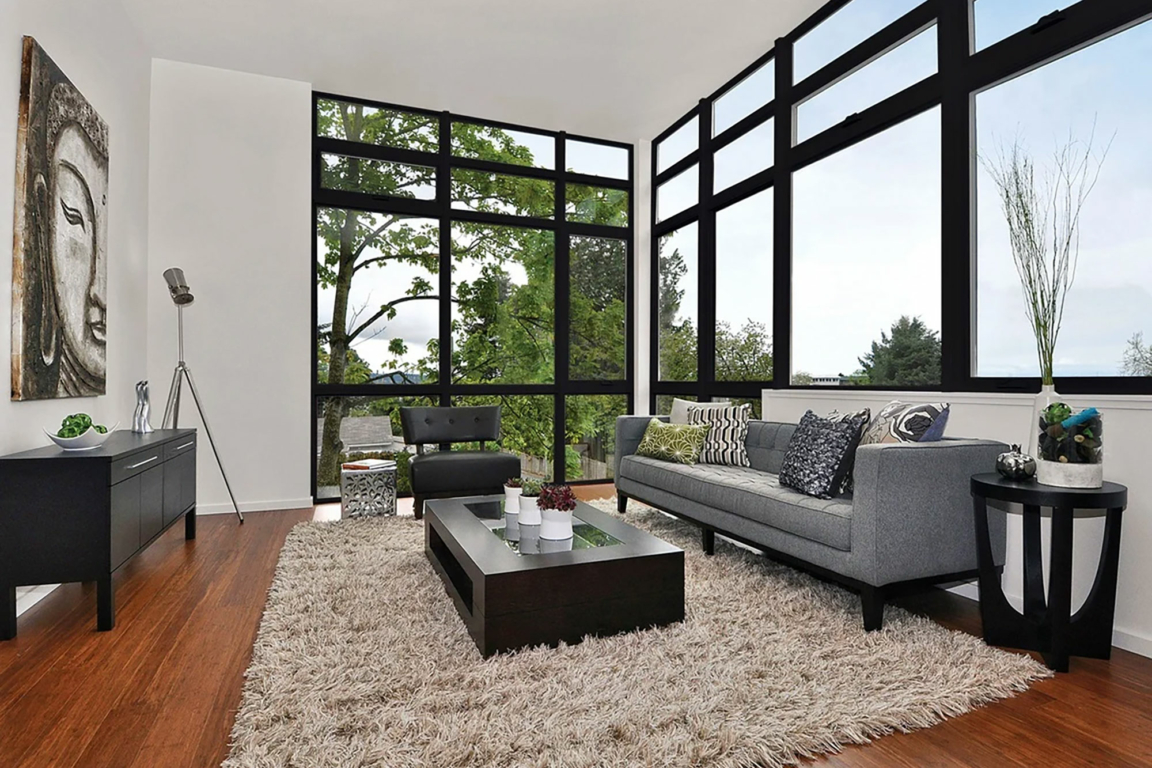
[635,418,711,465]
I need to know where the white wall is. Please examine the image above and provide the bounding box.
[762,389,1152,659]
[147,59,312,514]
[1,0,153,615]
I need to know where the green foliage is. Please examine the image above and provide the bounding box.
[521,478,544,497]
[857,316,941,386]
[57,413,106,438]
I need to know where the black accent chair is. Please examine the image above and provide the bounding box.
[399,406,521,520]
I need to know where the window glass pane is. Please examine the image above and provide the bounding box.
[451,224,554,384]
[316,99,438,152]
[570,236,627,380]
[656,165,699,223]
[658,223,699,381]
[793,108,941,385]
[975,0,1056,51]
[714,120,774,192]
[452,122,554,169]
[655,395,695,415]
[976,20,1152,377]
[451,169,554,219]
[316,209,440,386]
[793,0,925,83]
[714,61,775,136]
[716,189,773,381]
[320,153,436,199]
[454,395,555,480]
[315,395,436,499]
[566,139,629,178]
[565,395,629,481]
[566,185,629,226]
[657,116,699,173]
[797,25,937,143]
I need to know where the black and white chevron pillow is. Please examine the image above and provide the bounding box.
[688,403,752,467]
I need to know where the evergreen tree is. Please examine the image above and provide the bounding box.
[858,316,941,386]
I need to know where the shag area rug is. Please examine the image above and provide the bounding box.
[224,500,1050,768]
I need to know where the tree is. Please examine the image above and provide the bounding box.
[715,321,773,381]
[1122,332,1152,376]
[858,316,941,386]
[792,371,814,386]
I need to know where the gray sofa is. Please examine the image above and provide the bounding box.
[615,416,1007,630]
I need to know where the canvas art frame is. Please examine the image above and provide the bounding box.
[11,36,109,400]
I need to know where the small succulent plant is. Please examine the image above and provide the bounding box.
[521,478,544,497]
[537,484,577,512]
[504,476,523,489]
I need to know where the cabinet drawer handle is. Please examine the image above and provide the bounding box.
[126,456,159,470]
[175,442,194,451]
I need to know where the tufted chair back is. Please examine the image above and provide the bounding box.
[399,406,502,452]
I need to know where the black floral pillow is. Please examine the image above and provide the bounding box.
[779,410,868,499]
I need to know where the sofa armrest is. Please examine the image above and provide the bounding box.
[851,439,1008,586]
[615,415,668,477]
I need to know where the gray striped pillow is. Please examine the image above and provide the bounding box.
[688,403,752,467]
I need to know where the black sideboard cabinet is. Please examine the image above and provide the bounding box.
[0,429,197,639]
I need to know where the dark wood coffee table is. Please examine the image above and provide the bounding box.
[424,495,684,657]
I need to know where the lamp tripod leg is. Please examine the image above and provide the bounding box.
[162,364,183,429]
[180,367,243,524]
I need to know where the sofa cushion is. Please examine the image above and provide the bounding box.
[635,418,710,465]
[779,411,866,500]
[689,403,751,467]
[860,401,950,445]
[619,455,852,551]
[670,398,729,425]
[409,451,521,494]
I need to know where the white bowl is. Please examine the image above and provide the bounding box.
[44,423,119,451]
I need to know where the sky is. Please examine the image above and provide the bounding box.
[657,0,1152,380]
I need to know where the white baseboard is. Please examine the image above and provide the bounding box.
[945,582,1152,659]
[195,497,314,516]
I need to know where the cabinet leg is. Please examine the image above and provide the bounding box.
[1,585,15,641]
[185,507,197,540]
[97,577,115,632]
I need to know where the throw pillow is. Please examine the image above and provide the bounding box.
[669,398,730,425]
[688,403,752,467]
[779,410,868,499]
[859,401,950,445]
[635,418,711,465]
[826,407,871,495]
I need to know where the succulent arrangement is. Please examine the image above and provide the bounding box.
[521,478,544,497]
[504,476,523,489]
[57,413,108,438]
[1038,403,1102,464]
[537,484,577,512]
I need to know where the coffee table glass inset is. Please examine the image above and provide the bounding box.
[425,495,684,657]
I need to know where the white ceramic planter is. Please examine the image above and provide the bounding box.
[1036,459,1104,489]
[539,508,574,540]
[540,537,574,553]
[504,486,522,514]
[519,496,541,525]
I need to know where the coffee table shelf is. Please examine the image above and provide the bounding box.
[425,495,684,657]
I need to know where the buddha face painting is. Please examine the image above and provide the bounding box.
[11,37,109,400]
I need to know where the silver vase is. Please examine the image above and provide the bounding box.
[133,380,155,434]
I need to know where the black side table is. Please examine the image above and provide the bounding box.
[971,474,1127,672]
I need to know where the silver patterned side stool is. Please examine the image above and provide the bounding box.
[340,460,398,518]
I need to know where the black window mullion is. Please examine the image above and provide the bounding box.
[772,37,795,390]
[697,99,718,389]
[554,134,569,482]
[437,111,453,391]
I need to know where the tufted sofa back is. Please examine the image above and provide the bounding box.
[745,421,796,474]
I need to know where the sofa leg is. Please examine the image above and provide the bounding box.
[413,495,424,521]
[702,528,715,556]
[616,492,627,514]
[861,586,885,631]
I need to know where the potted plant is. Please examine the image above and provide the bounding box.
[538,484,577,541]
[519,479,543,525]
[1036,403,1104,488]
[504,476,523,514]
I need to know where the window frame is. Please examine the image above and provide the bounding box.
[313,92,634,501]
[649,0,1152,411]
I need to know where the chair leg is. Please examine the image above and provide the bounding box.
[616,492,627,514]
[413,495,424,521]
[861,585,885,632]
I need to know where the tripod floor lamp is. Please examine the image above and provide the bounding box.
[161,268,243,524]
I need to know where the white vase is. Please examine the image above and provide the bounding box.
[539,508,574,540]
[539,537,574,553]
[519,496,541,526]
[504,486,522,514]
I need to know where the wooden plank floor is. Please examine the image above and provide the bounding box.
[1,487,1149,767]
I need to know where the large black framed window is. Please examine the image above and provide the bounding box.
[314,94,633,501]
[650,0,1152,414]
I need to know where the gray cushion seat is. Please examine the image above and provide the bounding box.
[619,455,852,551]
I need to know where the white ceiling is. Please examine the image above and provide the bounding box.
[119,0,824,142]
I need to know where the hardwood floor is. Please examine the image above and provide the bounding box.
[1,487,1149,767]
